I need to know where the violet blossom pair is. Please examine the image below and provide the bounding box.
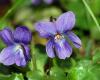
[35,11,82,59]
[0,11,81,67]
[0,26,32,67]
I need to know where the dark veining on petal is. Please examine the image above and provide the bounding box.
[20,44,30,62]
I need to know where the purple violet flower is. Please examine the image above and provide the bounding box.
[35,11,82,59]
[32,0,41,5]
[0,26,32,67]
[32,0,53,5]
[43,0,53,4]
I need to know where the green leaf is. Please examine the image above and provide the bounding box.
[89,0,100,16]
[67,60,100,80]
[93,48,100,63]
[50,67,67,80]
[0,73,24,80]
[30,45,48,74]
[0,21,11,30]
[35,53,47,74]
[85,40,93,59]
[91,26,100,40]
[13,74,24,80]
[27,71,43,80]
[82,0,100,32]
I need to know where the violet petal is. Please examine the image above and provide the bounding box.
[56,11,75,33]
[54,39,72,59]
[67,31,82,48]
[15,45,28,67]
[44,0,53,4]
[15,50,26,67]
[0,27,14,46]
[0,44,28,67]
[35,21,56,38]
[22,45,31,61]
[14,26,32,44]
[32,0,41,5]
[0,46,15,65]
[46,39,55,58]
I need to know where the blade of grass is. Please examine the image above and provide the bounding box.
[82,0,100,32]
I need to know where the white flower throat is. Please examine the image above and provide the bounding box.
[14,44,24,57]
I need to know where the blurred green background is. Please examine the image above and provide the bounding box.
[0,0,100,80]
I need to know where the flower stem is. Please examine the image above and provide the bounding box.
[29,39,37,71]
[30,45,37,71]
[53,58,57,66]
[82,0,100,32]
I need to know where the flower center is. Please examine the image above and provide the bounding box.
[54,33,64,42]
[15,44,23,50]
[15,45,21,50]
